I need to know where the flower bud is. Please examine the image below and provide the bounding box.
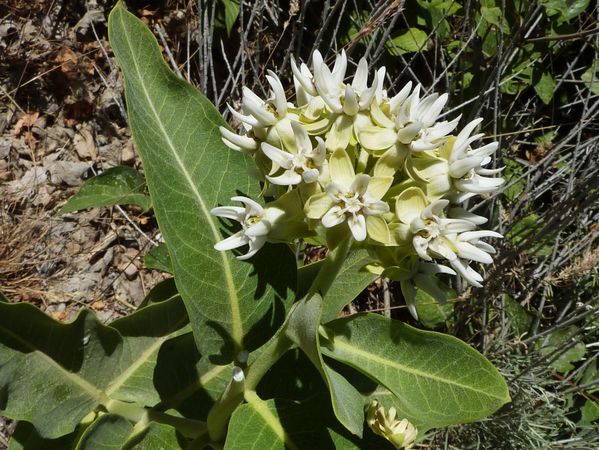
[367,400,417,449]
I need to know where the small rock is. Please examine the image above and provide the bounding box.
[46,160,90,186]
[91,300,105,310]
[73,125,97,160]
[124,263,138,280]
[121,139,136,164]
[103,247,114,266]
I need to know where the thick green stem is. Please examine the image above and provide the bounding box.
[105,399,147,423]
[244,331,294,391]
[206,371,245,442]
[308,237,353,298]
[148,411,207,439]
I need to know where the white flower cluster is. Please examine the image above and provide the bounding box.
[212,50,504,313]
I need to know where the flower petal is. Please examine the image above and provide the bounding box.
[266,70,288,115]
[246,220,271,237]
[267,170,303,186]
[363,199,390,216]
[214,231,249,251]
[413,235,432,261]
[455,242,493,264]
[343,85,360,116]
[352,57,369,92]
[366,216,390,243]
[322,205,346,228]
[329,148,355,188]
[397,121,422,144]
[347,213,367,241]
[395,187,427,224]
[358,126,397,151]
[326,115,354,152]
[350,173,371,196]
[305,192,335,219]
[211,206,245,221]
[261,143,293,168]
[302,168,320,184]
[366,176,393,200]
[219,127,258,151]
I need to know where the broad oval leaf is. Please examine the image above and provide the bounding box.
[0,296,187,438]
[76,414,132,450]
[321,314,510,432]
[225,394,386,450]
[108,2,296,360]
[59,165,151,214]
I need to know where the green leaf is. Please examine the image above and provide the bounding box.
[503,295,532,336]
[502,157,525,202]
[76,414,133,450]
[256,349,326,401]
[122,423,182,449]
[59,166,151,214]
[137,277,178,308]
[8,421,77,450]
[581,399,599,426]
[0,296,187,438]
[533,71,556,105]
[538,326,586,373]
[225,394,386,449]
[540,0,590,22]
[581,61,599,95]
[414,286,454,329]
[387,28,428,55]
[144,244,173,273]
[108,3,296,360]
[321,314,511,432]
[153,333,232,420]
[298,248,377,324]
[221,0,240,36]
[285,295,365,437]
[321,250,378,323]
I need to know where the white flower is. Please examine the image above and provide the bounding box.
[221,71,298,153]
[395,187,502,287]
[445,118,504,201]
[395,85,459,151]
[305,149,391,241]
[211,196,280,260]
[261,122,326,185]
[293,50,383,116]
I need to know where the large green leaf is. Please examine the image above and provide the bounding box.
[321,249,377,323]
[225,394,386,449]
[75,415,185,450]
[153,333,233,420]
[0,296,187,438]
[76,414,133,450]
[108,2,296,360]
[8,422,77,450]
[321,314,511,432]
[59,166,151,214]
[285,295,365,437]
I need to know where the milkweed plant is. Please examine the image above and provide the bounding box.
[0,3,511,449]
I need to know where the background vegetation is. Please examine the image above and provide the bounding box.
[1,0,597,448]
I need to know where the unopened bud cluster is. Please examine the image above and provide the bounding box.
[367,400,418,449]
[212,50,504,314]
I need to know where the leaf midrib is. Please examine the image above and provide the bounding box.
[330,340,506,401]
[245,392,299,450]
[116,9,243,345]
